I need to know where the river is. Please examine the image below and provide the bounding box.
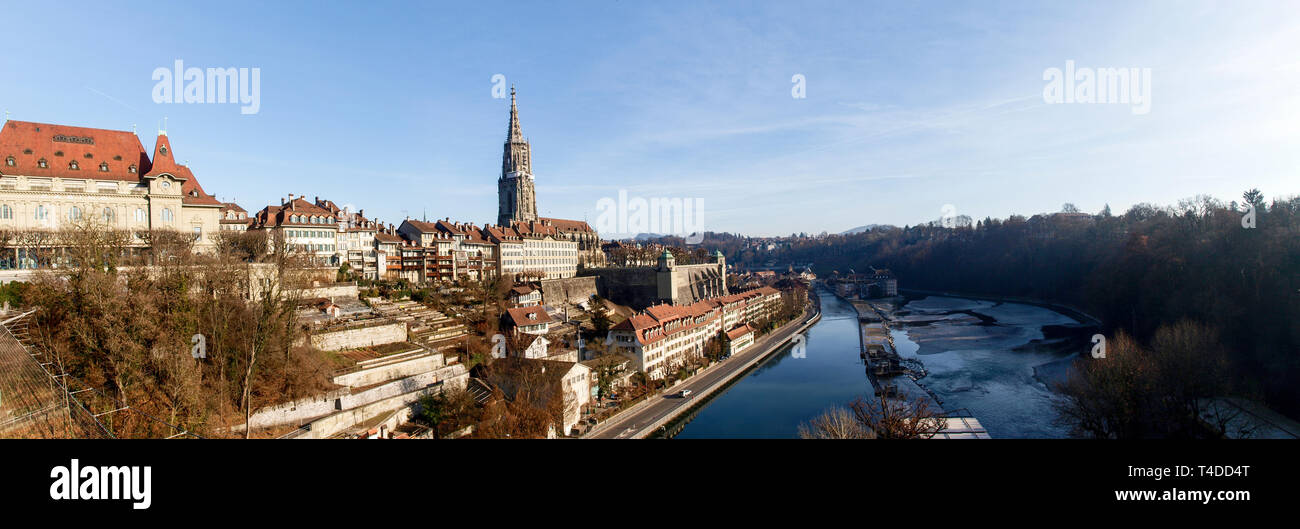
[669,287,1090,438]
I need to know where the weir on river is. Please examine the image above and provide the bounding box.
[670,285,1076,438]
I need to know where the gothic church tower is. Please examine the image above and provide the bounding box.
[497,86,538,226]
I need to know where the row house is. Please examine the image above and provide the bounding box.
[219,202,252,231]
[608,286,782,379]
[314,197,380,280]
[431,219,497,281]
[395,219,457,283]
[249,195,342,267]
[239,208,580,286]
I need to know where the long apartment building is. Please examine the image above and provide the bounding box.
[608,286,782,379]
[378,217,580,285]
[0,120,224,269]
[492,219,579,280]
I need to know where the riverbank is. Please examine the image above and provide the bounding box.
[887,294,1090,438]
[898,288,1101,328]
[845,296,948,412]
[583,296,822,439]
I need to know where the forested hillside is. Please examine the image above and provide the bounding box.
[709,192,1300,418]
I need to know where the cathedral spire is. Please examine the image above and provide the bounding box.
[501,85,532,178]
[507,85,522,143]
[498,85,537,225]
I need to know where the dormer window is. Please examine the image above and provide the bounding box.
[83,153,93,159]
[128,164,137,174]
[37,158,48,168]
[69,161,79,170]
[4,156,12,166]
[99,162,109,172]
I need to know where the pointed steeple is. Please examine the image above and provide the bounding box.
[501,85,532,178]
[507,85,523,143]
[497,85,538,226]
[145,131,180,177]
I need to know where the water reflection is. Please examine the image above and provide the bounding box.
[672,288,1086,439]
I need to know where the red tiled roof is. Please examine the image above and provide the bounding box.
[143,133,180,179]
[0,120,151,181]
[726,324,755,340]
[139,132,222,206]
[403,219,439,233]
[613,287,781,346]
[180,169,221,206]
[506,306,552,327]
[483,224,522,243]
[510,220,559,238]
[0,121,222,206]
[252,198,338,228]
[538,217,594,233]
[374,232,404,244]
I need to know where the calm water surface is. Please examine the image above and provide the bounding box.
[671,288,1081,438]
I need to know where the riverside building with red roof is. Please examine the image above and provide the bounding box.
[0,119,225,268]
[608,286,781,379]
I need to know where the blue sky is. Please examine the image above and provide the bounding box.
[2,1,1297,236]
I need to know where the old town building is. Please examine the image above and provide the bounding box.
[608,286,781,379]
[0,120,223,268]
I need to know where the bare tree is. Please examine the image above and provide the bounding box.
[798,406,874,439]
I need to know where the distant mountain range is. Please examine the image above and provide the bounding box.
[841,224,896,235]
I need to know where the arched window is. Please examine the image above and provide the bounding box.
[69,206,82,220]
[0,204,11,219]
[103,208,114,222]
[161,208,174,223]
[135,208,146,223]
